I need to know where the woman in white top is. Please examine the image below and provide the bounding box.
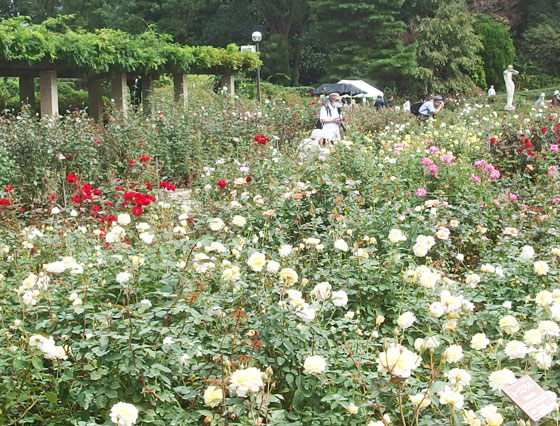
[320,93,342,141]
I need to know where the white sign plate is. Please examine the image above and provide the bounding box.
[502,375,555,422]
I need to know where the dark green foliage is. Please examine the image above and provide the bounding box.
[474,14,515,89]
[308,0,417,88]
[0,15,260,76]
[261,34,292,85]
[413,1,485,94]
[519,24,560,78]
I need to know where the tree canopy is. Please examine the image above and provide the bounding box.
[0,0,556,95]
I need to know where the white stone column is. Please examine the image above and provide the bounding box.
[173,73,188,108]
[220,74,235,98]
[141,76,154,117]
[19,76,35,105]
[40,70,59,117]
[111,74,128,117]
[88,79,103,122]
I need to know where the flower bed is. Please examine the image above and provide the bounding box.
[1,99,560,425]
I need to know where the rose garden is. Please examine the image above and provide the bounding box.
[2,12,560,426]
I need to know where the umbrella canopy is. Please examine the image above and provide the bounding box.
[310,83,366,96]
[337,79,384,98]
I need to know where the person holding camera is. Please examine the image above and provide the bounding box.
[319,92,343,140]
[418,95,445,118]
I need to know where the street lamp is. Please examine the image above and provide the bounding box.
[252,31,262,103]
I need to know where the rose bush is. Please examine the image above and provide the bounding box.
[1,94,560,425]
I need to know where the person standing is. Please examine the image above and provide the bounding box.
[320,93,342,141]
[536,92,546,105]
[552,90,560,107]
[374,95,385,110]
[487,85,496,102]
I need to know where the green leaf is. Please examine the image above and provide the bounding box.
[45,391,57,404]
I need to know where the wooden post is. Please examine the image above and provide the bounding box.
[88,79,103,122]
[19,76,35,106]
[141,75,154,117]
[220,74,235,98]
[39,70,59,117]
[173,73,188,108]
[111,73,128,117]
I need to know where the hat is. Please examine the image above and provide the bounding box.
[555,90,559,96]
[310,129,326,140]
[329,93,341,101]
[541,93,546,97]
[433,96,443,102]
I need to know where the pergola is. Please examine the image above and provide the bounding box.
[0,16,260,120]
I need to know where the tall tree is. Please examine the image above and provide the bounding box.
[255,0,310,85]
[413,1,484,94]
[474,14,515,89]
[308,0,417,88]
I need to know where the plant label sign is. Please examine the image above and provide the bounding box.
[502,375,556,422]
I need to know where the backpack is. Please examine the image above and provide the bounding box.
[315,118,323,129]
[410,101,424,116]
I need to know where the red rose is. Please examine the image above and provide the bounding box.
[105,201,113,206]
[4,186,14,192]
[72,195,82,203]
[541,126,548,134]
[525,141,532,148]
[246,176,252,182]
[254,134,270,145]
[132,205,143,216]
[115,186,124,191]
[187,217,194,223]
[144,181,153,190]
[490,138,496,144]
[93,189,102,196]
[128,160,136,165]
[217,180,227,188]
[159,181,176,191]
[139,155,150,162]
[517,147,523,153]
[66,173,77,183]
[49,195,56,201]
[0,198,10,206]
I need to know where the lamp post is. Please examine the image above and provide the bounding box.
[252,31,262,103]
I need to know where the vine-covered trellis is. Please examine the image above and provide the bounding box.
[0,16,260,119]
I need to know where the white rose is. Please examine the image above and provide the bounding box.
[309,282,330,301]
[331,290,348,307]
[388,229,407,243]
[303,355,326,374]
[397,311,416,329]
[278,244,292,257]
[247,252,266,272]
[209,218,225,231]
[334,239,349,252]
[232,215,246,227]
[117,214,131,226]
[520,245,535,260]
[109,402,138,426]
[266,260,280,273]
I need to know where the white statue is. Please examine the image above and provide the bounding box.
[503,64,519,111]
